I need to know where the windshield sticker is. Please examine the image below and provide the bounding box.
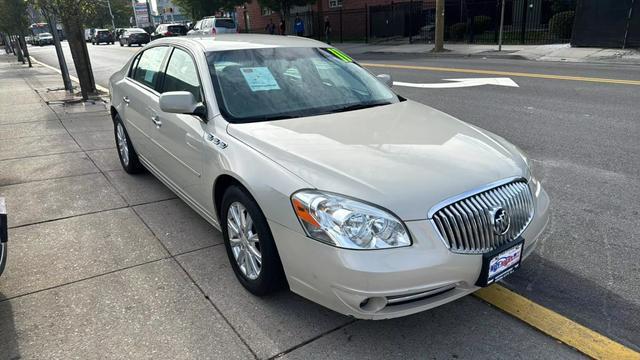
[240,67,280,91]
[326,48,353,63]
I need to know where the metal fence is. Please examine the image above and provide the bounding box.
[243,0,576,45]
[572,0,640,48]
[443,0,577,44]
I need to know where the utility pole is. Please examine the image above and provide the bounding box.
[434,0,445,52]
[107,0,117,30]
[498,0,506,51]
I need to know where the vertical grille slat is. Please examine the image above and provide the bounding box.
[430,179,535,254]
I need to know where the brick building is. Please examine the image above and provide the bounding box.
[235,0,438,41]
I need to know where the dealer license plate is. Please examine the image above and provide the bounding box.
[476,238,524,287]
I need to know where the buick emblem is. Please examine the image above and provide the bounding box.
[489,207,510,235]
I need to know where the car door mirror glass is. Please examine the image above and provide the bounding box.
[159,91,204,117]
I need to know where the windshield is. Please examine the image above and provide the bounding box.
[168,25,187,34]
[215,19,236,28]
[206,47,398,123]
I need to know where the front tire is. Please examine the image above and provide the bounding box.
[114,115,143,174]
[221,186,286,296]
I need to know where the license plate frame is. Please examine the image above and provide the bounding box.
[475,238,524,287]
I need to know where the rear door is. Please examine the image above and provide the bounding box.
[119,46,171,162]
[150,47,207,203]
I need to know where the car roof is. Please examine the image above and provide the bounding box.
[154,34,327,52]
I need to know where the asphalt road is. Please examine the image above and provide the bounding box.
[27,41,640,351]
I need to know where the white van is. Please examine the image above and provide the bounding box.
[188,17,237,35]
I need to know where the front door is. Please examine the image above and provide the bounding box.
[121,46,170,161]
[149,47,207,205]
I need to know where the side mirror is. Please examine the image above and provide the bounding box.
[377,74,393,87]
[159,91,207,120]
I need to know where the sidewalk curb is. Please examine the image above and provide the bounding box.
[29,56,110,96]
[362,50,528,61]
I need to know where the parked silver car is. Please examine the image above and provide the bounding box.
[108,35,550,319]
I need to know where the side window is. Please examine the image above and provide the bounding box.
[132,46,170,90]
[163,48,202,102]
[129,53,142,77]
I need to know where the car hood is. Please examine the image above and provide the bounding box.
[227,100,528,220]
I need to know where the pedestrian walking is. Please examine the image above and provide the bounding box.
[279,19,286,35]
[294,16,305,37]
[324,16,331,44]
[265,20,276,35]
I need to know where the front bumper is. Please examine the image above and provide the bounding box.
[272,184,550,320]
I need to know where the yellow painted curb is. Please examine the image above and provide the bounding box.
[361,63,640,86]
[474,285,640,360]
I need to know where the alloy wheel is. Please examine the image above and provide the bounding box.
[116,122,129,166]
[227,202,262,280]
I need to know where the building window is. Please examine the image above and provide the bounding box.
[261,7,273,16]
[328,0,342,8]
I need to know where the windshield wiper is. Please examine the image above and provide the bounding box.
[241,114,299,122]
[329,102,392,114]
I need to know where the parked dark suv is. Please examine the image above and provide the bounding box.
[151,24,188,40]
[119,28,150,47]
[91,29,114,45]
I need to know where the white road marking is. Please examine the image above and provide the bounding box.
[393,77,519,89]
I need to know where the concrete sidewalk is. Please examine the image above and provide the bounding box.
[337,42,640,65]
[0,54,585,359]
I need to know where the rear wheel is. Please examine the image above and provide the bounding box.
[114,115,143,174]
[221,186,286,296]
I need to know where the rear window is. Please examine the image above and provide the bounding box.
[98,31,109,35]
[168,25,187,34]
[214,19,236,28]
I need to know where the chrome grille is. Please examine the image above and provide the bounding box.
[430,180,534,254]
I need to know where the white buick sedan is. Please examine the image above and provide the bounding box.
[109,34,549,319]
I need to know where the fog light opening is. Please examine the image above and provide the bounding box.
[359,297,387,312]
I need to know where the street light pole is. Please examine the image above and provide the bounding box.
[498,0,506,51]
[106,0,116,30]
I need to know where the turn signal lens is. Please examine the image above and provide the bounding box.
[291,190,411,249]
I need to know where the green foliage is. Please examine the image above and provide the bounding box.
[173,0,245,19]
[551,0,575,14]
[448,22,467,41]
[473,15,492,34]
[0,0,30,34]
[256,0,316,17]
[549,10,574,39]
[84,0,133,29]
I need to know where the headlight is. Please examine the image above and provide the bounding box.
[291,190,411,250]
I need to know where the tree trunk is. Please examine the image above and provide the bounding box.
[61,17,96,100]
[19,35,32,67]
[14,35,25,63]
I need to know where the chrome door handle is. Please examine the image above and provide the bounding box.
[122,96,130,104]
[151,115,162,127]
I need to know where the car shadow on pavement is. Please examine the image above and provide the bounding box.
[0,293,19,360]
[505,253,640,352]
